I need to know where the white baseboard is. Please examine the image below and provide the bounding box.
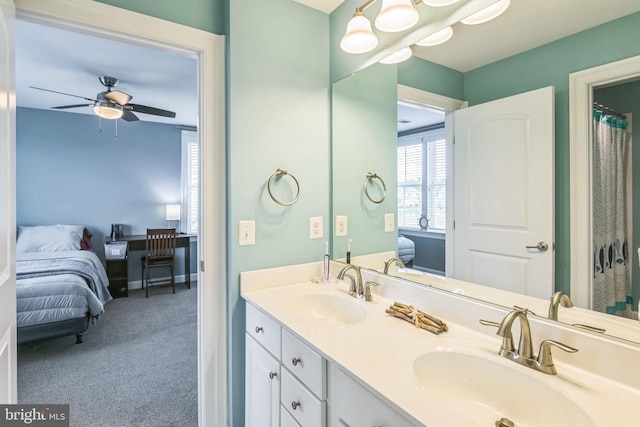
[127,273,198,290]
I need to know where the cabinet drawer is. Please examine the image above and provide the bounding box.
[332,367,414,427]
[281,368,325,427]
[280,405,301,427]
[246,303,281,359]
[282,328,325,399]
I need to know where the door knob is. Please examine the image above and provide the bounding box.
[526,242,548,252]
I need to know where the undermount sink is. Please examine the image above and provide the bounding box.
[287,293,367,325]
[411,350,595,426]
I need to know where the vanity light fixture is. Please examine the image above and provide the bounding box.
[340,10,379,54]
[422,0,460,6]
[460,0,510,25]
[415,25,454,46]
[93,101,123,120]
[375,0,420,33]
[379,46,413,64]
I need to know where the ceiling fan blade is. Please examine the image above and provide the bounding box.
[29,86,98,103]
[121,110,139,122]
[128,103,176,118]
[105,90,132,106]
[52,104,94,110]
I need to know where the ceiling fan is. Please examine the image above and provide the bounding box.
[30,76,176,122]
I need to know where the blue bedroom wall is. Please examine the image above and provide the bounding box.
[16,107,196,282]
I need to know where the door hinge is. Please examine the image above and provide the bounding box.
[200,260,205,272]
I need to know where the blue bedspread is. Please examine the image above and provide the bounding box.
[16,250,112,327]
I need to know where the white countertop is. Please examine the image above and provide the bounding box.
[241,268,640,426]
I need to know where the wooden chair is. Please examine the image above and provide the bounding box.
[141,228,177,297]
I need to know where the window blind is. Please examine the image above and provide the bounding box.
[181,130,199,234]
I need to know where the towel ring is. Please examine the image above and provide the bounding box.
[363,172,387,204]
[268,168,301,206]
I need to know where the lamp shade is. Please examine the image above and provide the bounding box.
[340,12,379,54]
[422,0,460,6]
[166,204,181,221]
[379,46,413,64]
[374,0,419,33]
[93,102,123,120]
[415,26,453,46]
[461,0,510,25]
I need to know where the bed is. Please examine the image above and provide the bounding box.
[16,225,112,344]
[398,234,415,266]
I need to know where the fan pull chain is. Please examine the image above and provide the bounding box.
[115,118,118,139]
[98,115,102,133]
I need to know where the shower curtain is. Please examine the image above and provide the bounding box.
[592,109,632,315]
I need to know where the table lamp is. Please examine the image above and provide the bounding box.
[166,204,181,231]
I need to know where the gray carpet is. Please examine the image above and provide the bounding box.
[17,283,198,427]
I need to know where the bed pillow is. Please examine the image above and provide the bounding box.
[16,225,85,253]
[80,227,93,251]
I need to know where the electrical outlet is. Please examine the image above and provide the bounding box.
[384,213,395,232]
[309,216,323,239]
[335,215,348,236]
[239,220,255,246]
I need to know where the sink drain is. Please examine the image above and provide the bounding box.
[495,418,515,427]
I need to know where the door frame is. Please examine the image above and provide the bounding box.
[397,84,467,276]
[14,1,227,426]
[569,54,640,309]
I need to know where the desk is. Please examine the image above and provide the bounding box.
[106,233,196,292]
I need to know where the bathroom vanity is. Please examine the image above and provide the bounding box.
[241,260,640,426]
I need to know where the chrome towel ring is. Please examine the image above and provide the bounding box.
[268,168,301,206]
[363,172,387,204]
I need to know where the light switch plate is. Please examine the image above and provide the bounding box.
[310,216,323,239]
[384,213,395,232]
[335,215,348,236]
[239,220,255,246]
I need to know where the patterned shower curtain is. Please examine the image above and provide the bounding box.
[592,109,632,315]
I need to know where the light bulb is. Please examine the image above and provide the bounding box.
[415,26,453,47]
[375,0,419,33]
[461,0,510,25]
[340,12,379,54]
[379,46,413,64]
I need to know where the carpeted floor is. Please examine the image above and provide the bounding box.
[17,283,198,427]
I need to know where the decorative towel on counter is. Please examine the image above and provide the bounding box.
[385,302,448,334]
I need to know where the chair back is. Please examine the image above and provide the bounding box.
[145,228,176,260]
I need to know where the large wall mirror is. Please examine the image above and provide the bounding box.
[331,11,640,345]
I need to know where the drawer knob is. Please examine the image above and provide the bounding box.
[268,371,277,380]
[292,357,301,366]
[255,326,263,334]
[291,401,301,410]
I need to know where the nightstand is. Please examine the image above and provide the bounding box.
[106,258,128,298]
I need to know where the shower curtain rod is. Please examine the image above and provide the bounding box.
[593,102,626,120]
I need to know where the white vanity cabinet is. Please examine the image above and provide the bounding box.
[329,365,416,427]
[246,303,327,427]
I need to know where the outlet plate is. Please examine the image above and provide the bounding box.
[335,215,348,236]
[384,213,395,232]
[310,216,323,239]
[239,220,255,246]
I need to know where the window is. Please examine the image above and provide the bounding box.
[397,126,446,231]
[181,130,199,234]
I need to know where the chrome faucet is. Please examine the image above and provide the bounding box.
[383,257,405,274]
[548,291,573,320]
[489,308,578,375]
[337,264,364,299]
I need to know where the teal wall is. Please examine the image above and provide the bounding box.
[228,0,330,424]
[332,63,398,259]
[594,81,640,308]
[398,56,464,101]
[463,11,640,295]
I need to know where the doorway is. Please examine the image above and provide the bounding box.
[13,1,226,425]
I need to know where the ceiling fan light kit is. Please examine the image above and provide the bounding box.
[93,101,123,120]
[339,0,510,63]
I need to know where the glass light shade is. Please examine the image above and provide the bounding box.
[422,0,460,6]
[166,204,181,221]
[461,0,510,25]
[374,0,419,33]
[93,102,123,120]
[379,46,413,64]
[415,26,453,46]
[340,12,379,54]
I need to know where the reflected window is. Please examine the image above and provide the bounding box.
[181,130,199,234]
[397,125,446,231]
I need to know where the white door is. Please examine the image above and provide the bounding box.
[0,0,16,405]
[453,86,554,299]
